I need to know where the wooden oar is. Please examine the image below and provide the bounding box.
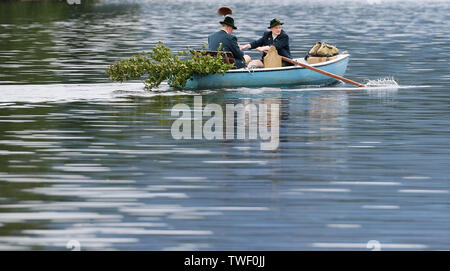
[281,56,365,87]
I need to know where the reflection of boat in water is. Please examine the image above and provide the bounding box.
[184,54,350,90]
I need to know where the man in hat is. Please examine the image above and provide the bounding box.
[208,16,251,69]
[240,18,292,67]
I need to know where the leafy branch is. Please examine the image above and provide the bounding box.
[106,41,233,90]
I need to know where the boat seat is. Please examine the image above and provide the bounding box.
[191,50,235,65]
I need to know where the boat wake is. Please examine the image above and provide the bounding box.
[0,78,426,105]
[364,77,399,88]
[236,77,429,94]
[0,82,194,104]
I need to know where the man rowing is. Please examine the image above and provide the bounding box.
[240,18,292,67]
[208,16,251,69]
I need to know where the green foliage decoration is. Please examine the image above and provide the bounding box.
[106,41,233,90]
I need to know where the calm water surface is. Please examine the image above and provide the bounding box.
[0,0,449,250]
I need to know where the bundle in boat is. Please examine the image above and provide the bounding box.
[306,41,339,64]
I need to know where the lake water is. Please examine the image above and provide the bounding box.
[0,0,449,250]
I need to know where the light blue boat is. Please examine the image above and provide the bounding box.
[184,54,350,90]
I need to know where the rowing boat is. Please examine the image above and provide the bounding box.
[184,53,350,90]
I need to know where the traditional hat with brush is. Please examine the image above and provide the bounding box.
[217,6,237,30]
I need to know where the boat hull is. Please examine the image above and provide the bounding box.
[184,54,350,90]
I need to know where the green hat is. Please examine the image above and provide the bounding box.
[268,18,283,29]
[220,16,237,30]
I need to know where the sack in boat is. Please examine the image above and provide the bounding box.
[307,42,339,57]
[264,46,282,68]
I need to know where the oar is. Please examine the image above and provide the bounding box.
[281,56,365,87]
